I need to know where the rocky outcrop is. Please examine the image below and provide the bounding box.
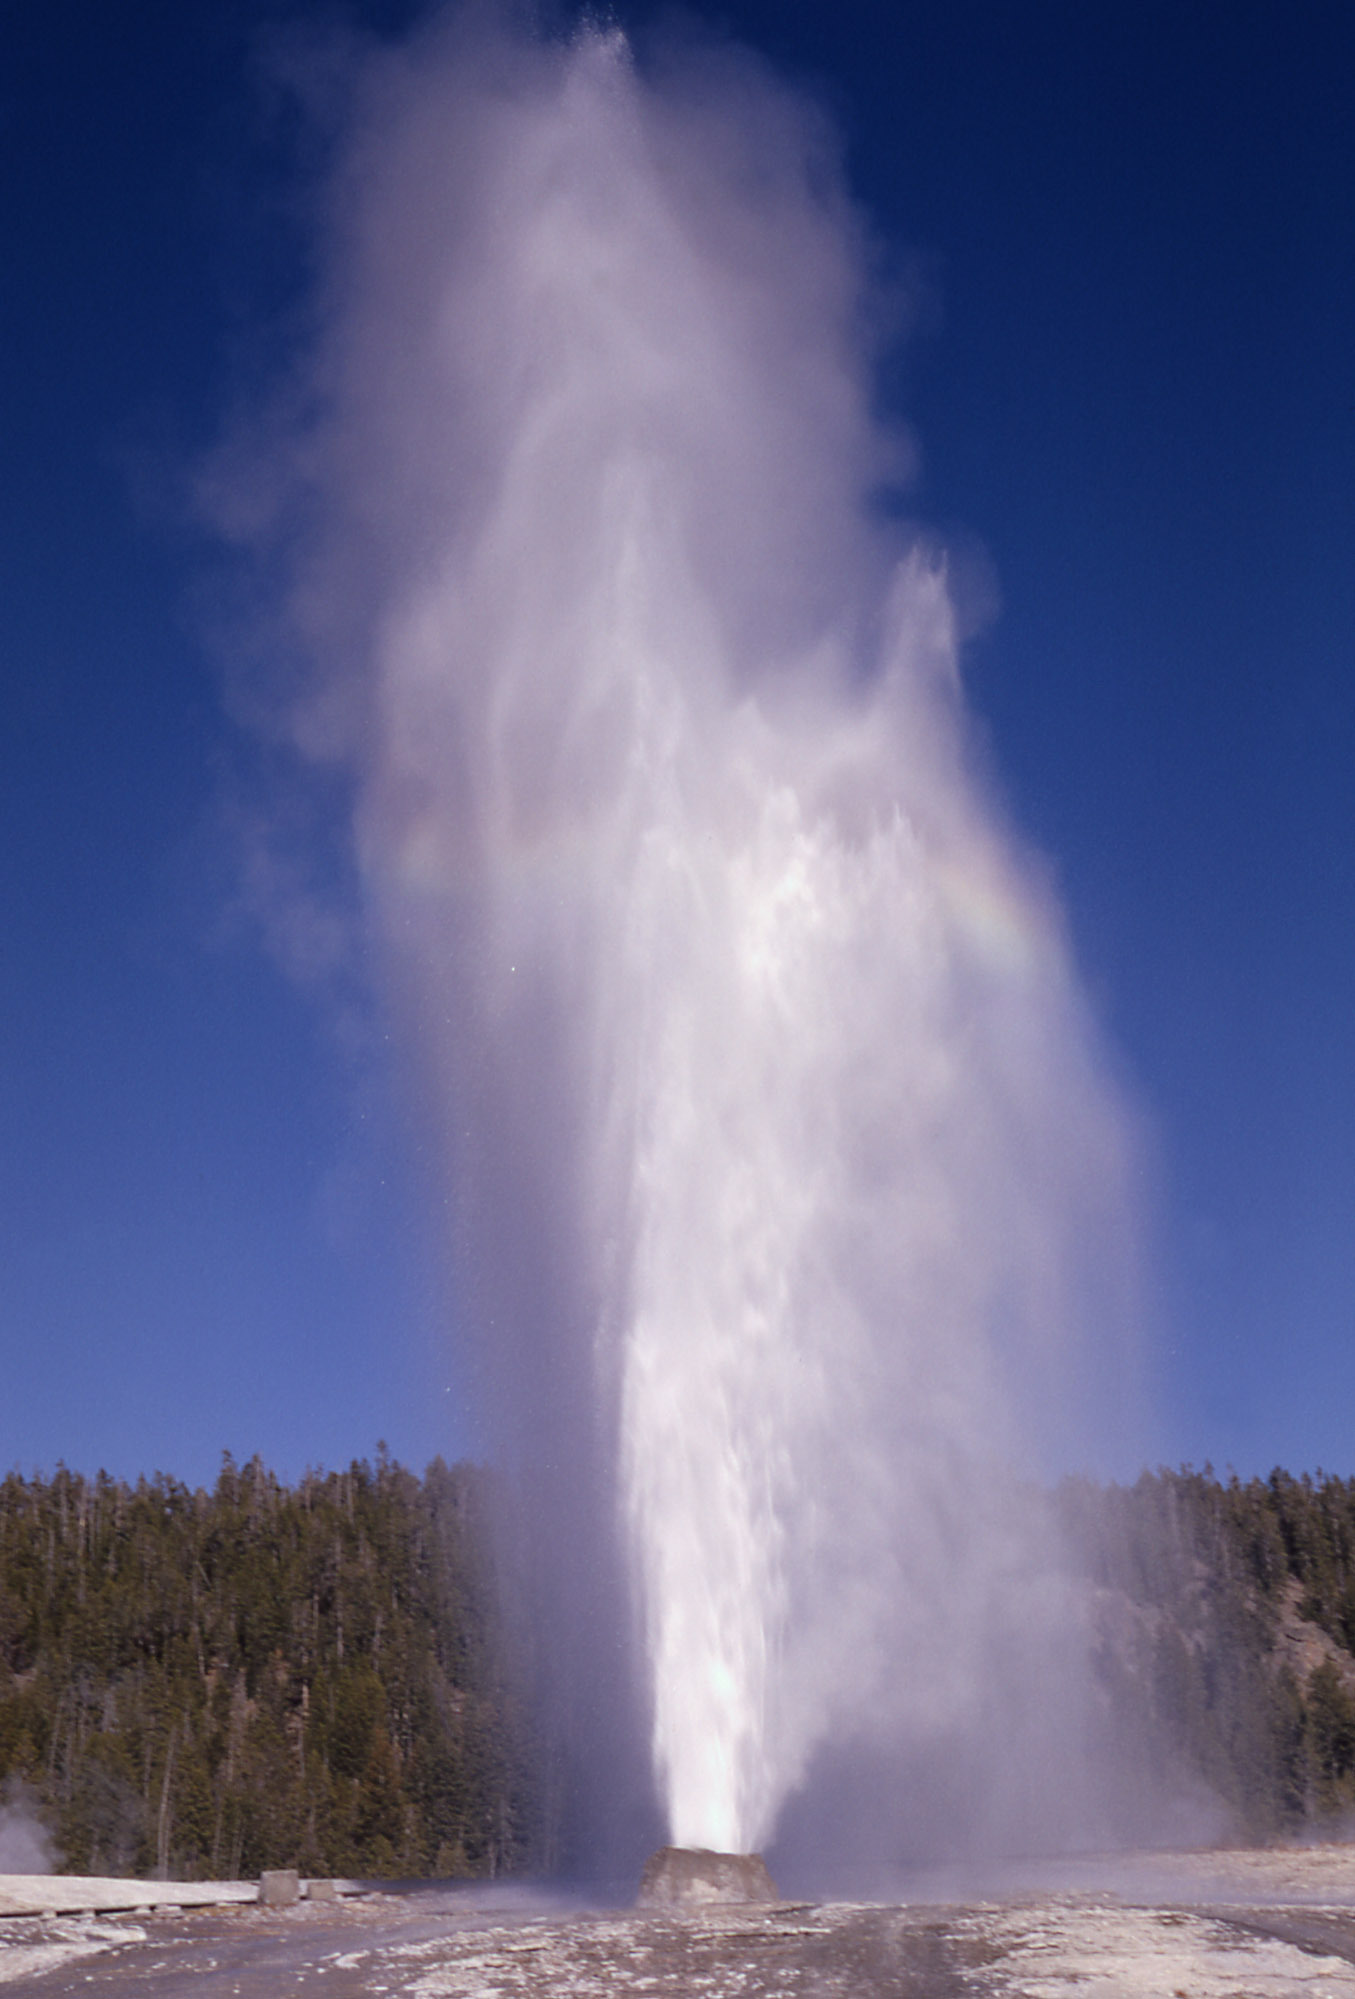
[636,1847,778,1908]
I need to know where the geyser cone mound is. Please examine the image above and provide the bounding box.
[636,1847,779,1909]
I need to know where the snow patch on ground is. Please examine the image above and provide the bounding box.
[964,1902,1355,1999]
[0,1916,146,1984]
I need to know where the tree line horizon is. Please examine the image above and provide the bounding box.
[4,1450,1355,1878]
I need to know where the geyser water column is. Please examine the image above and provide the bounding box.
[222,16,1138,1865]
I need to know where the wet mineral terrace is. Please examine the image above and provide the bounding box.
[8,1848,1355,1995]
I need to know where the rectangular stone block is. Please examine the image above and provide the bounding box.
[259,1870,300,1907]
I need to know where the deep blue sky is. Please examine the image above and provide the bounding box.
[2,0,1352,1487]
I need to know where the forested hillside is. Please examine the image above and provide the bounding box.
[1063,1466,1355,1842]
[7,1456,1355,1879]
[0,1454,538,1880]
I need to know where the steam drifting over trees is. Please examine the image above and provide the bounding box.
[6,1457,1355,1877]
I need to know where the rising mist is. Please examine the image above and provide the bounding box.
[212,11,1142,1882]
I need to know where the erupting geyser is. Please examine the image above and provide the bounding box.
[219,11,1139,1873]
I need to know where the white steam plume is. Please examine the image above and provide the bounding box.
[0,1781,53,1874]
[216,13,1139,1867]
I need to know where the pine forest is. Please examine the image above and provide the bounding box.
[0,1454,537,1881]
[6,1457,1355,1878]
